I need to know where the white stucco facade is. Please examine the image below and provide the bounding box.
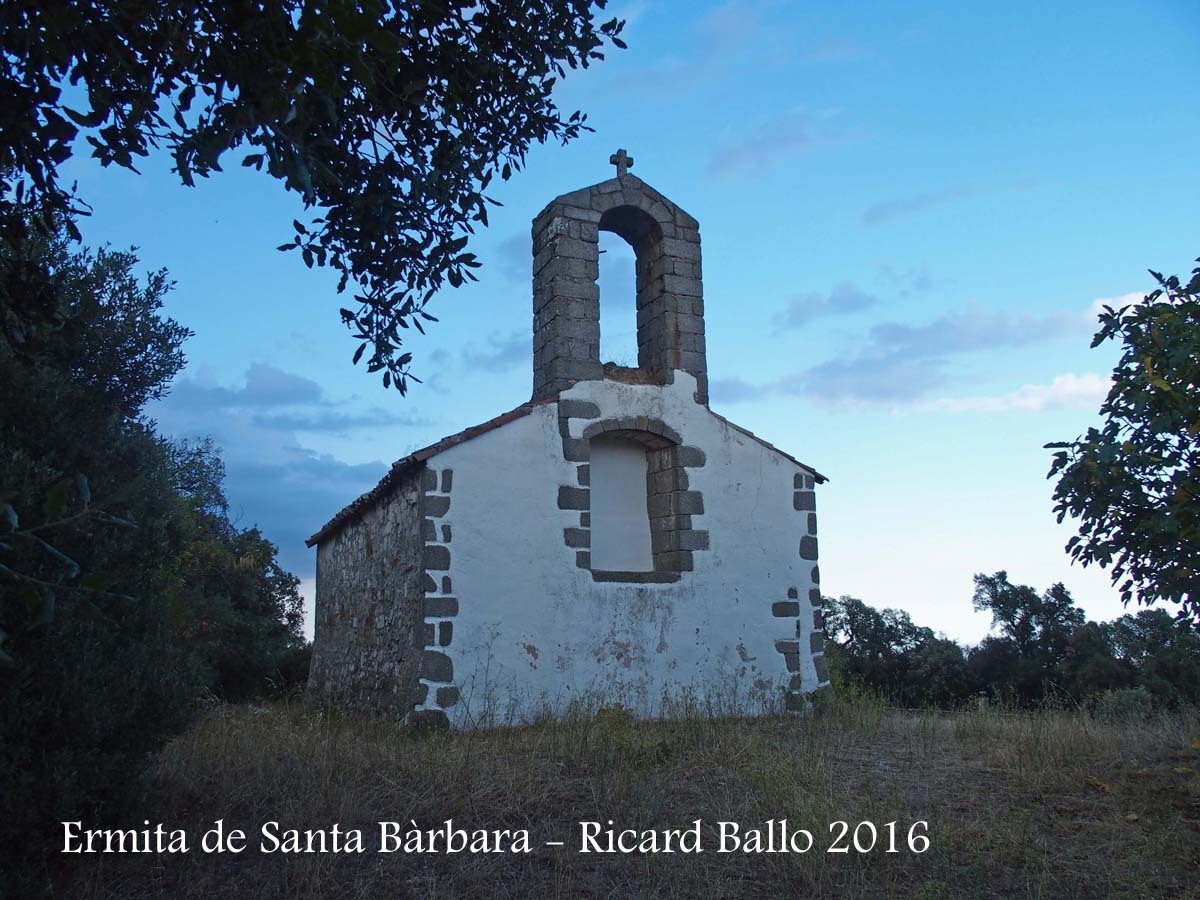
[411,373,825,727]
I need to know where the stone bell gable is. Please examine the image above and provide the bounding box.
[531,168,707,404]
[306,154,828,729]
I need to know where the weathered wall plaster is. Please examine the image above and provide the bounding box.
[407,372,827,727]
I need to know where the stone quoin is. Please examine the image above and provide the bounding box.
[305,156,829,728]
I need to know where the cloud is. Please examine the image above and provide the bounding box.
[777,354,947,404]
[151,364,434,575]
[1085,291,1143,324]
[169,363,327,411]
[250,409,432,432]
[860,178,1039,227]
[715,296,1108,407]
[876,262,941,296]
[773,282,880,329]
[462,330,528,371]
[609,1,772,95]
[917,373,1111,413]
[867,306,1079,357]
[709,377,770,404]
[222,448,389,574]
[705,111,854,179]
[860,185,979,227]
[495,231,531,283]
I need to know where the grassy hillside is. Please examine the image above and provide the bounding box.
[65,693,1199,899]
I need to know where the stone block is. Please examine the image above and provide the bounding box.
[420,651,453,682]
[814,655,830,682]
[557,486,590,510]
[675,446,707,468]
[441,524,452,543]
[650,468,688,494]
[662,273,702,297]
[660,236,702,261]
[576,551,591,569]
[655,550,694,572]
[558,399,601,420]
[551,236,599,261]
[809,588,822,606]
[649,513,691,532]
[564,527,590,548]
[787,587,799,599]
[810,631,825,653]
[438,622,453,647]
[793,491,816,511]
[576,464,590,486]
[436,686,461,708]
[799,536,818,560]
[423,596,459,618]
[775,640,800,655]
[561,438,590,461]
[773,601,801,617]
[420,468,438,491]
[424,545,451,571]
[421,494,450,518]
[440,469,453,493]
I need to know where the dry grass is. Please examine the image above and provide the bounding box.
[65,690,1200,899]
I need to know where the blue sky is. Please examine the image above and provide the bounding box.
[63,0,1199,642]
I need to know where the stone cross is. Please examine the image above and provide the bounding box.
[609,148,634,177]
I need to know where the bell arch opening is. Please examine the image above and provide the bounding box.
[597,231,637,366]
[598,204,669,380]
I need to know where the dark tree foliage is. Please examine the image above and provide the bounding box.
[970,572,1087,704]
[821,596,976,708]
[0,0,625,392]
[1047,260,1200,621]
[1105,608,1200,706]
[0,223,305,893]
[971,572,1085,658]
[822,574,1196,710]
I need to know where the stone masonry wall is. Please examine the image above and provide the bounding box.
[306,466,425,716]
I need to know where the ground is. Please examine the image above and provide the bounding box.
[65,693,1199,899]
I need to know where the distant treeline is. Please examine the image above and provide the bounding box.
[0,218,309,894]
[822,574,1200,711]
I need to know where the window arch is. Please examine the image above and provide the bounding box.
[567,417,709,582]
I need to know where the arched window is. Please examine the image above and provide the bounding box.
[589,434,653,572]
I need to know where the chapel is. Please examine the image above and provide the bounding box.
[305,153,829,728]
